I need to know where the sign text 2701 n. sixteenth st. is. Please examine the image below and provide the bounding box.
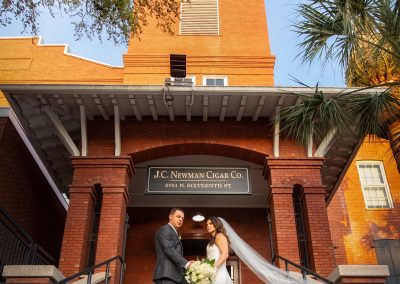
[146,167,250,194]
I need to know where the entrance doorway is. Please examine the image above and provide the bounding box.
[124,208,269,283]
[182,239,208,258]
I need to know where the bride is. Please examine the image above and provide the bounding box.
[206,216,302,284]
[206,216,233,284]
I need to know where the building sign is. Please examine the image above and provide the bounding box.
[146,167,250,194]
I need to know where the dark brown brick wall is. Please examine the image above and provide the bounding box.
[0,118,66,260]
[124,208,270,284]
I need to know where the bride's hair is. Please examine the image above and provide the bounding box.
[208,216,230,245]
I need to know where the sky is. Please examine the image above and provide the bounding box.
[0,0,345,87]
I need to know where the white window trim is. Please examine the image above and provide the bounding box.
[186,75,196,85]
[356,161,394,209]
[202,75,228,86]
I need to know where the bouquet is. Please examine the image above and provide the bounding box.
[185,258,216,284]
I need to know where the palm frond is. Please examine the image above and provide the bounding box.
[294,0,377,66]
[347,88,400,137]
[277,87,350,146]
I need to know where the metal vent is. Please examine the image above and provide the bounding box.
[180,0,219,35]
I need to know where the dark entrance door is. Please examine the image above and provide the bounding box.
[374,239,400,284]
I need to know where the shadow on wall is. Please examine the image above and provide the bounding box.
[328,178,352,265]
[360,207,400,254]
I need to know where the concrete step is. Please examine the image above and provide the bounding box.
[288,271,324,283]
[71,272,109,284]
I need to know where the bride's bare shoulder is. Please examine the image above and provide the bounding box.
[215,232,228,241]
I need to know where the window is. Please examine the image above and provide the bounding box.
[357,161,393,208]
[180,0,219,35]
[203,76,227,86]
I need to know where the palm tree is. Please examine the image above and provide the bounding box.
[279,0,400,171]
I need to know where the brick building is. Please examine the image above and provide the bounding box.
[0,0,399,283]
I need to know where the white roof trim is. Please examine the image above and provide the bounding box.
[0,107,68,211]
[0,36,123,68]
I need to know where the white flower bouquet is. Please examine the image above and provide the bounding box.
[185,258,216,284]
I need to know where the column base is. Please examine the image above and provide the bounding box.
[2,265,65,284]
[328,265,390,284]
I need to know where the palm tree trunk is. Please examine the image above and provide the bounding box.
[387,117,400,172]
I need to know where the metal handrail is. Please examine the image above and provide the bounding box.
[57,255,124,284]
[0,205,56,278]
[272,254,334,284]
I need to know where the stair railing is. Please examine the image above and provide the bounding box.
[0,205,56,279]
[57,255,124,284]
[272,254,334,284]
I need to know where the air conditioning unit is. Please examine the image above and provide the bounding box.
[164,77,194,87]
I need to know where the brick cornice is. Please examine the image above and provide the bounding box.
[68,185,96,201]
[267,186,294,202]
[71,156,134,179]
[264,158,327,192]
[265,157,324,170]
[302,186,326,195]
[102,185,130,204]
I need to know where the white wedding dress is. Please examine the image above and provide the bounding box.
[207,244,233,284]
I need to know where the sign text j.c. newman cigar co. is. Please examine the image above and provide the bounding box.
[146,167,250,194]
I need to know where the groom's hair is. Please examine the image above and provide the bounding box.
[170,207,184,215]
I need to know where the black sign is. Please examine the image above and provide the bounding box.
[146,167,250,194]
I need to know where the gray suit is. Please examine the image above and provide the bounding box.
[153,224,188,284]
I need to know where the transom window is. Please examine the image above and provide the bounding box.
[203,76,227,86]
[357,161,393,209]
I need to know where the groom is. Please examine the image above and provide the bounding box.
[153,208,191,284]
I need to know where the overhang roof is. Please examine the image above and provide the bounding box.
[1,84,365,203]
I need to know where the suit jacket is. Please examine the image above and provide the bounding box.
[153,224,188,283]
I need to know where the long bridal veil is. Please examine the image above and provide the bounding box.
[219,217,302,284]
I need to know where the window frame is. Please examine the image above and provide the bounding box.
[356,161,394,209]
[202,75,228,86]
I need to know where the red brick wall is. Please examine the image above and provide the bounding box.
[59,157,132,278]
[58,186,96,275]
[0,118,66,260]
[269,188,300,267]
[301,187,336,276]
[327,185,349,265]
[266,159,336,276]
[87,117,308,162]
[124,208,270,284]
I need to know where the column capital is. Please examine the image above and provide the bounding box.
[302,186,326,195]
[264,157,326,189]
[264,157,324,172]
[68,185,97,200]
[71,156,134,179]
[101,185,130,204]
[70,156,134,189]
[267,186,294,203]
